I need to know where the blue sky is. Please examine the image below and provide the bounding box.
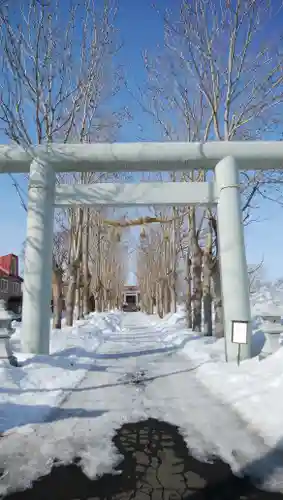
[1,0,283,281]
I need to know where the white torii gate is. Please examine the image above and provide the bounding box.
[1,141,282,361]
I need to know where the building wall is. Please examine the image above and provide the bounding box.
[123,286,140,306]
[0,276,21,300]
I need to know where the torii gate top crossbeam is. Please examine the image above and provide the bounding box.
[0,141,283,173]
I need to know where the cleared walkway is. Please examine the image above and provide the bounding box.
[0,313,283,497]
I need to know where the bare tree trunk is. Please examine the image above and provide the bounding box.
[74,271,79,321]
[192,248,202,332]
[170,207,178,314]
[149,295,155,315]
[65,209,83,326]
[164,283,170,315]
[211,260,224,338]
[76,266,83,319]
[96,291,102,312]
[157,283,163,318]
[82,208,90,317]
[202,253,213,336]
[186,254,192,328]
[170,284,177,313]
[202,225,213,336]
[96,227,103,312]
[65,263,78,326]
[190,209,202,332]
[52,268,63,329]
[79,284,83,318]
[163,239,168,315]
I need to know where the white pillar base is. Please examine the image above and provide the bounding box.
[215,156,252,361]
[22,159,55,354]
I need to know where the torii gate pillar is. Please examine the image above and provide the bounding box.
[21,159,55,354]
[215,156,252,361]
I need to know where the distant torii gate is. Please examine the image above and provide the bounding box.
[1,141,282,361]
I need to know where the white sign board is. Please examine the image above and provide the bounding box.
[231,320,248,345]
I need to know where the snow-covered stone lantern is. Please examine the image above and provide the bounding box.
[0,299,19,366]
[259,307,283,357]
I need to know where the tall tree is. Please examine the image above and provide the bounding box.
[141,0,283,334]
[0,0,125,326]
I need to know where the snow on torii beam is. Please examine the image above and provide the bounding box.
[1,141,283,173]
[15,141,283,363]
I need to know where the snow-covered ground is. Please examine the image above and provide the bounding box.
[0,299,283,495]
[153,309,283,450]
[0,312,121,433]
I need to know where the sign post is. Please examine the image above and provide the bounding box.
[231,320,249,366]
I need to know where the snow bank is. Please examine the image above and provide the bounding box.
[0,311,121,434]
[146,306,193,346]
[192,348,283,448]
[162,305,187,326]
[154,310,283,449]
[149,282,283,450]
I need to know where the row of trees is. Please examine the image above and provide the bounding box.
[52,214,126,329]
[136,0,283,335]
[0,0,283,334]
[136,207,223,336]
[0,0,128,327]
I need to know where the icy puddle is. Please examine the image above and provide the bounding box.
[3,419,283,499]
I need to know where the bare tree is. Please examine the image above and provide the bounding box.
[248,260,265,294]
[137,227,161,315]
[136,211,183,318]
[0,0,127,326]
[89,211,127,312]
[140,0,283,335]
[52,230,68,328]
[0,0,122,147]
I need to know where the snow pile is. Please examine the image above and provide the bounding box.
[147,307,195,346]
[192,347,283,449]
[146,282,283,451]
[0,311,121,434]
[155,319,283,449]
[152,305,187,328]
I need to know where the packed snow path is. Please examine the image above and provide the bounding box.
[0,313,283,496]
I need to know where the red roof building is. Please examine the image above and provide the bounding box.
[0,254,23,313]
